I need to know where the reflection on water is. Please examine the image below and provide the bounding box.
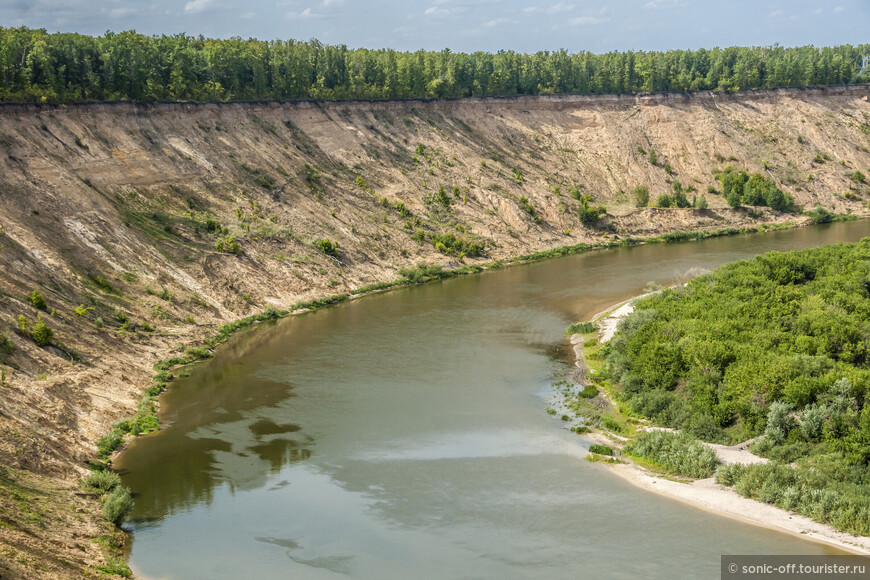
[116,222,869,579]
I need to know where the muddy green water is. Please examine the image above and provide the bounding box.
[116,221,870,579]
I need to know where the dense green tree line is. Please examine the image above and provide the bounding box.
[1,27,868,103]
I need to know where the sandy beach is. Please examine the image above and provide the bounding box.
[576,296,870,556]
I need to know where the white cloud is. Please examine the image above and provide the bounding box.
[240,11,256,19]
[546,2,574,14]
[322,0,343,5]
[286,7,315,19]
[425,5,449,15]
[184,0,213,14]
[643,0,687,9]
[769,9,783,17]
[522,6,539,13]
[483,16,513,27]
[833,5,844,13]
[109,7,137,18]
[569,15,607,25]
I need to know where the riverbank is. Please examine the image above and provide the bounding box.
[573,292,870,556]
[2,82,870,576]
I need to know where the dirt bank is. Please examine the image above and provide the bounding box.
[2,87,870,577]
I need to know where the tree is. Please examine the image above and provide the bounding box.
[577,194,606,225]
[31,315,53,346]
[632,185,650,207]
[656,194,673,208]
[28,290,47,311]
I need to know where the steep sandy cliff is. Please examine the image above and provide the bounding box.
[1,86,870,578]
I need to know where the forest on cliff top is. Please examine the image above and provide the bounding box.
[1,27,868,103]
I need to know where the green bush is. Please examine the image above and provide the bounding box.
[518,195,541,223]
[96,430,123,459]
[31,316,53,346]
[579,385,598,398]
[714,463,746,486]
[600,415,623,433]
[398,263,447,283]
[632,185,650,207]
[656,194,672,208]
[764,401,795,445]
[215,236,241,254]
[589,444,613,455]
[315,238,340,258]
[86,470,121,493]
[0,332,15,356]
[805,205,835,224]
[566,321,597,335]
[578,194,606,226]
[430,232,485,258]
[95,557,132,578]
[625,430,720,478]
[103,485,134,525]
[28,290,47,311]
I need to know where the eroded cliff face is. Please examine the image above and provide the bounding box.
[1,87,869,578]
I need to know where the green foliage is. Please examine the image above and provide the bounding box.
[589,444,613,455]
[600,415,623,433]
[579,385,599,398]
[103,485,134,525]
[577,194,606,226]
[430,232,485,258]
[315,238,340,258]
[95,557,132,578]
[805,205,835,224]
[85,470,121,493]
[625,430,720,478]
[605,240,870,441]
[31,315,53,346]
[849,171,866,184]
[764,401,795,445]
[605,239,870,531]
[96,429,124,459]
[632,185,650,207]
[656,194,673,208]
[670,181,691,208]
[518,196,542,223]
[88,273,118,295]
[714,167,795,212]
[567,321,597,334]
[648,148,658,166]
[716,458,870,536]
[215,236,241,254]
[0,29,865,104]
[28,290,47,311]
[694,195,708,210]
[434,186,452,208]
[73,304,89,316]
[398,263,448,284]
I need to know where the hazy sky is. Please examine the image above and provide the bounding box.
[3,0,867,53]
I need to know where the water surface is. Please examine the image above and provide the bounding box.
[117,221,870,579]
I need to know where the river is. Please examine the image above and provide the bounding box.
[115,220,870,579]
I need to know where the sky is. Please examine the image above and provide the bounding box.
[2,0,867,54]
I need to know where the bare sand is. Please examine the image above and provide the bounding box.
[579,298,870,556]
